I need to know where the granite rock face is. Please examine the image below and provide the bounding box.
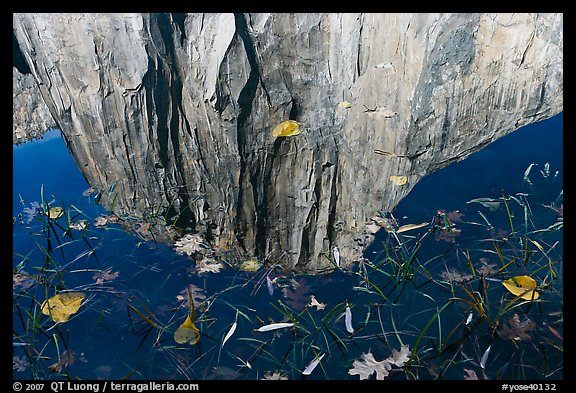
[13,66,56,144]
[13,13,563,271]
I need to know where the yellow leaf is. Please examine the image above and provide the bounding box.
[502,276,539,301]
[389,175,408,186]
[397,222,429,233]
[239,257,260,272]
[338,101,352,109]
[174,315,200,345]
[272,120,301,138]
[41,292,86,323]
[47,207,64,219]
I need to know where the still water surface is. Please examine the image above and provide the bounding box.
[13,114,563,380]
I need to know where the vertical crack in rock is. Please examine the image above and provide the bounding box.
[234,13,261,253]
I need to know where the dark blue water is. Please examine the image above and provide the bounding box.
[13,114,563,381]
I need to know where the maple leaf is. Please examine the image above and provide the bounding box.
[440,269,472,283]
[348,345,411,380]
[13,271,35,290]
[434,228,461,242]
[48,350,75,373]
[94,214,118,227]
[348,352,392,380]
[174,234,210,256]
[13,356,29,372]
[176,284,206,309]
[195,257,224,275]
[389,344,411,366]
[69,220,89,230]
[261,370,289,380]
[499,313,536,341]
[93,269,119,284]
[22,201,40,223]
[447,210,465,223]
[477,258,499,275]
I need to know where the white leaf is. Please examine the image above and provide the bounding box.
[302,353,325,375]
[388,344,411,367]
[333,247,340,267]
[222,321,237,347]
[465,312,473,326]
[345,306,354,333]
[255,322,295,332]
[348,352,392,380]
[266,275,274,296]
[480,345,491,369]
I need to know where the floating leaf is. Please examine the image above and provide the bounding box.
[302,353,325,375]
[47,207,64,219]
[41,292,86,323]
[222,321,237,348]
[389,175,408,186]
[499,313,536,341]
[174,234,210,256]
[463,368,478,380]
[48,350,75,373]
[69,220,89,230]
[266,275,274,296]
[338,101,352,109]
[174,284,201,345]
[397,222,429,233]
[308,295,326,310]
[345,305,354,333]
[255,322,295,332]
[349,345,411,380]
[348,352,392,380]
[389,345,411,367]
[272,120,300,138]
[502,275,539,301]
[239,257,260,272]
[261,370,289,380]
[195,257,224,275]
[174,315,200,345]
[480,345,491,369]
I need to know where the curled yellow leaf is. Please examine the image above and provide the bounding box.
[174,315,200,345]
[502,275,539,301]
[389,175,408,186]
[272,120,301,138]
[338,101,352,109]
[41,292,86,323]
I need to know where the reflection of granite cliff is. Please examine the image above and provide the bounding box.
[13,13,563,271]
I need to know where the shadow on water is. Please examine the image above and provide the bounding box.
[13,114,562,380]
